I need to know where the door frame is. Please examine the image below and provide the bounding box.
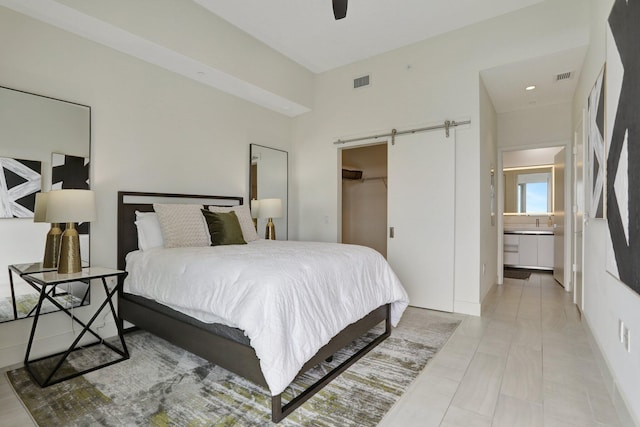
[339,142,389,256]
[337,139,391,243]
[497,140,573,289]
[573,109,587,310]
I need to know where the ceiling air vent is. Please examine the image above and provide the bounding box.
[353,75,370,89]
[555,71,573,81]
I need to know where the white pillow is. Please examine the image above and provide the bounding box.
[208,204,259,242]
[153,203,211,248]
[134,211,164,251]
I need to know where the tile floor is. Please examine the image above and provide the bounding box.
[380,272,624,426]
[0,272,626,426]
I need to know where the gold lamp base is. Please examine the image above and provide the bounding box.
[265,218,276,240]
[43,223,62,268]
[57,222,82,274]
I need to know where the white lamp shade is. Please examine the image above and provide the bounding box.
[45,189,97,223]
[258,198,282,219]
[250,199,260,218]
[33,192,49,223]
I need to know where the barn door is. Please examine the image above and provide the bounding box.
[387,131,455,311]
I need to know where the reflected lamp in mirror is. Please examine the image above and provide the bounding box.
[45,190,96,273]
[258,198,282,240]
[250,199,260,230]
[33,192,62,268]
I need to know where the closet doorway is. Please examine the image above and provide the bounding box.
[341,143,388,257]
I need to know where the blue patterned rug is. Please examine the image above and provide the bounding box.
[7,307,459,426]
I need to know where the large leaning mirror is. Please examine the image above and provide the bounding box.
[250,144,288,240]
[0,86,91,323]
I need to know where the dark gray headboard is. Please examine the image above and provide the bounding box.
[117,191,243,271]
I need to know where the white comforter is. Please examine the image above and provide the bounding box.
[124,240,409,395]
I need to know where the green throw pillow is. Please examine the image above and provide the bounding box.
[201,210,247,246]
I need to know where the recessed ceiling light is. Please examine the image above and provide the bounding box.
[525,85,536,91]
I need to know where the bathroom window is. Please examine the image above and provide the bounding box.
[516,172,551,213]
[504,166,553,214]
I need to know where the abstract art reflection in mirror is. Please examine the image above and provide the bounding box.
[52,153,90,190]
[0,157,42,218]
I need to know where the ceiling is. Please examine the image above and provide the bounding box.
[481,47,588,113]
[1,0,586,116]
[194,0,544,73]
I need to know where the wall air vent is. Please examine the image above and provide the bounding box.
[555,71,573,81]
[353,75,370,89]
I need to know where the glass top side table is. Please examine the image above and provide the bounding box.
[22,267,129,387]
[7,263,57,321]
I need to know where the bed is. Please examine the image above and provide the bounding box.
[116,191,408,422]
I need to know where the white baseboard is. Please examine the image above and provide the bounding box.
[582,315,638,427]
[453,300,481,316]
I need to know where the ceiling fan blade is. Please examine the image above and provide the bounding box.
[332,0,347,20]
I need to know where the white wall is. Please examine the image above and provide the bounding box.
[502,146,564,168]
[0,7,300,367]
[292,0,588,315]
[573,0,640,423]
[498,102,573,148]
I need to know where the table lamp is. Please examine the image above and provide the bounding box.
[258,198,282,240]
[250,199,260,230]
[33,192,62,268]
[45,189,96,273]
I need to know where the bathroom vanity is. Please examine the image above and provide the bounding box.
[503,227,554,270]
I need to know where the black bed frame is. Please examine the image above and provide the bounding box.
[117,191,391,423]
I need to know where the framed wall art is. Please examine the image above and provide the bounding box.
[605,0,640,296]
[588,66,605,219]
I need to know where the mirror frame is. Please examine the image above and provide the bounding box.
[0,85,91,323]
[249,144,288,240]
[503,165,553,215]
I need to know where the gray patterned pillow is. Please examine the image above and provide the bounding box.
[153,203,211,248]
[208,204,259,242]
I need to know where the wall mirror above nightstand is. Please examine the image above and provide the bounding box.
[0,85,91,323]
[249,144,288,240]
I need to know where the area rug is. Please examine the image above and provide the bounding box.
[7,308,459,426]
[503,268,532,280]
[0,293,83,323]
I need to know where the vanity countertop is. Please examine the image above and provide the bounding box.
[504,225,554,235]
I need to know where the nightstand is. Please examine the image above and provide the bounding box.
[22,267,130,387]
[7,263,57,320]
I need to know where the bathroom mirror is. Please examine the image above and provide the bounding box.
[503,166,553,214]
[0,86,91,323]
[250,144,288,240]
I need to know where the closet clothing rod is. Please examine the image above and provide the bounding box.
[332,119,470,145]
